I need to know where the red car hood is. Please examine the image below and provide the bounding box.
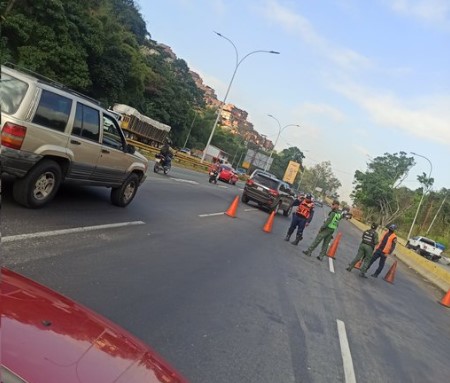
[1,268,187,383]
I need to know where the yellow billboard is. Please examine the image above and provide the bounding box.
[283,161,300,184]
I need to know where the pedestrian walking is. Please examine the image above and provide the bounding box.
[302,200,341,261]
[366,224,398,278]
[284,193,315,245]
[346,223,379,277]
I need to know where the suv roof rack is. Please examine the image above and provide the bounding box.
[3,62,101,106]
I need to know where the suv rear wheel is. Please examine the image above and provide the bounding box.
[111,173,140,207]
[241,193,249,204]
[13,159,62,208]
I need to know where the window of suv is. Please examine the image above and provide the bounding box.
[0,73,29,114]
[419,237,435,246]
[32,89,72,132]
[72,103,100,142]
[102,114,124,150]
[252,173,279,190]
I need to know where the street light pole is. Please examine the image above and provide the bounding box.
[183,112,197,149]
[264,114,300,171]
[200,32,279,163]
[406,152,433,240]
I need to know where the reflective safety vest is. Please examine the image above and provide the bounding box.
[328,212,342,229]
[362,229,377,247]
[377,232,397,254]
[296,200,314,219]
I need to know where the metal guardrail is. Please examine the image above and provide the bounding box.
[128,139,210,172]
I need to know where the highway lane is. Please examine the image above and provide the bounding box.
[3,165,450,382]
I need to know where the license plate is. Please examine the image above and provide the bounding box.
[257,186,264,191]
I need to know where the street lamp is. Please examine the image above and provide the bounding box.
[200,32,279,163]
[264,114,300,171]
[406,152,433,240]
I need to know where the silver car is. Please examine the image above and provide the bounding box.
[1,65,148,208]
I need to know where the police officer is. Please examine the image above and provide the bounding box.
[302,200,341,260]
[366,224,398,278]
[284,193,315,245]
[346,223,379,277]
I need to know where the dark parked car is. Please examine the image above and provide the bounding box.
[241,171,294,216]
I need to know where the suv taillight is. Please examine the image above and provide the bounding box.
[269,189,279,197]
[246,179,254,186]
[2,122,27,150]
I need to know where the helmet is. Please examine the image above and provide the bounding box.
[371,223,378,230]
[305,193,312,200]
[164,137,172,145]
[388,224,397,231]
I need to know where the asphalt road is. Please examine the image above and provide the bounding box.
[3,164,450,383]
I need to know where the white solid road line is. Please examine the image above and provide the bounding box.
[198,212,225,218]
[170,178,199,184]
[329,257,335,273]
[336,319,357,383]
[2,221,146,243]
[244,208,258,212]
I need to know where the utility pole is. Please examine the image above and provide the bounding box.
[183,112,197,149]
[426,194,447,235]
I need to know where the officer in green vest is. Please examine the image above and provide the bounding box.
[302,200,341,260]
[346,223,379,277]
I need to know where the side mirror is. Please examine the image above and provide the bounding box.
[126,144,136,154]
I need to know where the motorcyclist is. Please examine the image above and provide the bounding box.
[159,139,173,167]
[208,158,222,180]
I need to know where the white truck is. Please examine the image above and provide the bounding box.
[406,236,443,262]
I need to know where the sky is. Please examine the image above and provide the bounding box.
[137,0,450,202]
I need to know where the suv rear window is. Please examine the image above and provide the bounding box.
[32,90,72,132]
[0,73,29,114]
[252,174,279,190]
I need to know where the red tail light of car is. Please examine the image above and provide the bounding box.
[2,122,27,150]
[269,189,279,197]
[246,179,254,186]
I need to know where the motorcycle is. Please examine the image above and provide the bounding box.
[208,169,218,184]
[154,153,172,174]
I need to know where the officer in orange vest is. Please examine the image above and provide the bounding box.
[367,224,398,278]
[284,193,315,245]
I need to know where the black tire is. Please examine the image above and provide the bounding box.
[153,163,159,173]
[111,173,140,207]
[241,193,249,203]
[406,242,411,249]
[163,165,171,175]
[13,159,62,208]
[283,206,292,217]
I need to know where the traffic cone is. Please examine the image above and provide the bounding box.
[225,196,239,218]
[383,260,398,284]
[354,259,363,270]
[439,289,450,308]
[327,232,342,259]
[263,211,276,233]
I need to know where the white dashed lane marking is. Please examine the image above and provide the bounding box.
[3,221,146,242]
[337,319,357,383]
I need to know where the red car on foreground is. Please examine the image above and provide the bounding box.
[218,164,239,185]
[1,268,188,383]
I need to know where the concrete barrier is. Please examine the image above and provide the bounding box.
[349,218,450,292]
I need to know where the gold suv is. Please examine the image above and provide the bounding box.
[1,65,148,208]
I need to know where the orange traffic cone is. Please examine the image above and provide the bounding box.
[225,196,239,218]
[327,232,342,259]
[263,211,276,233]
[439,289,450,308]
[354,259,363,270]
[383,260,398,284]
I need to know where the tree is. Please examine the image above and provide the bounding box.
[352,152,415,227]
[296,161,341,196]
